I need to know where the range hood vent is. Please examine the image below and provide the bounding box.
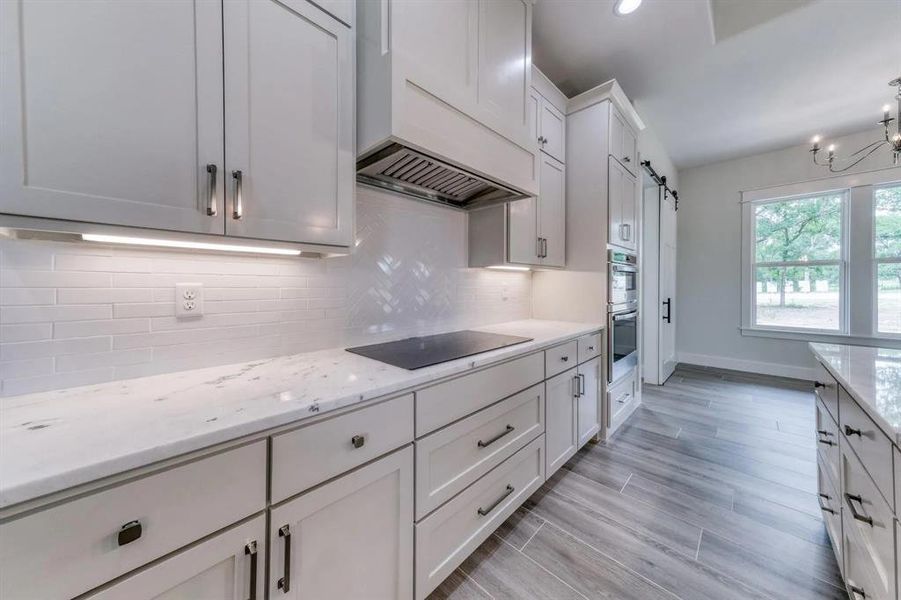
[357,143,527,210]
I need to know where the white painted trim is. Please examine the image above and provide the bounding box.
[740,167,901,203]
[677,351,817,382]
[565,78,645,131]
[531,66,567,114]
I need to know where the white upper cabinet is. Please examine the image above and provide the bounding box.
[609,106,637,175]
[224,0,354,247]
[358,0,537,196]
[609,157,637,251]
[507,198,541,266]
[0,0,225,234]
[538,155,566,267]
[538,98,566,163]
[1,0,354,248]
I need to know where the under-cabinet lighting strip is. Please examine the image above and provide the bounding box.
[81,234,302,256]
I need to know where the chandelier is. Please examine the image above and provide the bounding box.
[810,76,901,172]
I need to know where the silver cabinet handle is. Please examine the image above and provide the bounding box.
[623,156,631,163]
[232,170,244,220]
[817,493,836,515]
[351,435,365,449]
[245,541,258,600]
[845,425,862,437]
[477,484,514,517]
[477,425,515,448]
[850,584,866,599]
[205,164,218,216]
[277,524,291,592]
[541,238,548,258]
[622,223,631,241]
[536,237,543,259]
[579,373,586,396]
[572,375,581,398]
[845,493,873,526]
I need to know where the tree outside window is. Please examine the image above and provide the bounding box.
[875,184,901,334]
[752,193,845,331]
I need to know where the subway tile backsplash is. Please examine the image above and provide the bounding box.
[0,187,531,396]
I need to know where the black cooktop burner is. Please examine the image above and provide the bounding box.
[346,330,533,370]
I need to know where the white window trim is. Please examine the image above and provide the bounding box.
[740,167,901,343]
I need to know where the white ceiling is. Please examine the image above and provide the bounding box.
[532,0,901,169]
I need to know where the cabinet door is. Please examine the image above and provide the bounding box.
[508,197,540,265]
[621,125,637,175]
[0,0,224,234]
[477,0,531,134]
[621,168,638,251]
[577,357,601,447]
[609,108,625,168]
[538,155,566,268]
[269,447,413,600]
[545,367,578,477]
[608,158,625,248]
[539,98,566,163]
[85,516,265,600]
[224,0,353,247]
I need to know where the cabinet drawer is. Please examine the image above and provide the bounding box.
[814,361,839,421]
[608,368,637,426]
[841,444,895,600]
[415,384,544,520]
[577,332,601,364]
[840,386,894,508]
[416,352,544,436]
[816,456,842,573]
[271,394,413,503]
[545,340,578,378]
[415,435,545,600]
[0,441,266,600]
[816,396,840,489]
[844,520,891,600]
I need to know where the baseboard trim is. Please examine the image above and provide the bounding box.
[676,352,817,382]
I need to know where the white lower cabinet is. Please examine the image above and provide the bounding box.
[85,515,266,600]
[269,446,414,600]
[545,367,578,477]
[577,357,601,447]
[415,436,545,599]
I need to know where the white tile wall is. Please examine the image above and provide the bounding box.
[0,188,531,396]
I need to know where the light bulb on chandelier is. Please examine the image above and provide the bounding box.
[810,76,901,172]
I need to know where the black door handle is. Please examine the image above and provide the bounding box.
[662,298,671,323]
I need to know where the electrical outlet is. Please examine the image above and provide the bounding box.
[175,283,203,318]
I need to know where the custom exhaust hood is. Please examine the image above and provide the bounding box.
[356,143,527,210]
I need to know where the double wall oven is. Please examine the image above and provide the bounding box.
[608,250,638,383]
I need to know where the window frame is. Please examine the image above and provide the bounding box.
[740,168,901,345]
[747,191,849,335]
[873,182,901,339]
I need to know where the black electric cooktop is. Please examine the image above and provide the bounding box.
[346,330,533,370]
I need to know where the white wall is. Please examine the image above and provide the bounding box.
[0,187,531,396]
[677,128,899,380]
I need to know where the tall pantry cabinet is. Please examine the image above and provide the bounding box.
[0,0,354,248]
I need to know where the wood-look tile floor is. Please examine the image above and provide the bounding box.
[428,364,848,600]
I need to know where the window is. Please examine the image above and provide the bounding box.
[875,184,901,335]
[741,171,901,342]
[751,192,846,332]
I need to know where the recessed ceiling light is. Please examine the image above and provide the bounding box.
[614,0,642,16]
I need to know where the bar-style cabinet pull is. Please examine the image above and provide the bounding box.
[541,238,548,258]
[845,425,862,437]
[579,373,586,396]
[477,425,515,448]
[205,164,218,216]
[845,493,873,526]
[817,493,835,515]
[232,170,244,220]
[477,484,514,517]
[572,375,581,398]
[277,524,291,592]
[850,584,867,598]
[814,381,826,389]
[245,541,258,600]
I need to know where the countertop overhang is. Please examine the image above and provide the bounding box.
[0,320,602,510]
[809,342,901,446]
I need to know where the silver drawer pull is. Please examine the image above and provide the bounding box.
[588,345,595,351]
[844,425,862,437]
[814,381,826,389]
[850,584,866,599]
[845,493,873,526]
[561,355,569,362]
[351,434,365,449]
[277,524,291,592]
[477,484,514,517]
[232,170,244,220]
[816,436,834,447]
[477,425,514,449]
[205,164,218,216]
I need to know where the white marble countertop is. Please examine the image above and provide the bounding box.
[0,319,601,510]
[810,342,901,445]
